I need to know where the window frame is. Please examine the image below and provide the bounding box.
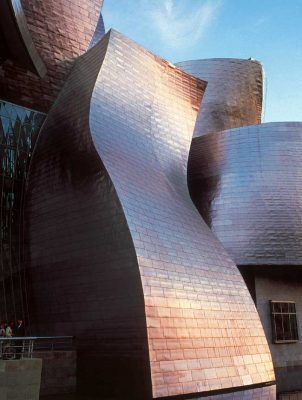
[270,300,299,344]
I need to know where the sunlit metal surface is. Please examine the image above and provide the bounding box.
[188,122,302,266]
[26,31,275,398]
[177,59,264,137]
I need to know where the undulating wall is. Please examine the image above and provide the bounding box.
[26,30,275,398]
[177,59,264,137]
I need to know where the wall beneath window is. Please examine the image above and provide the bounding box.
[255,273,302,393]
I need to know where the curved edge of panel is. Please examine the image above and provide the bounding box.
[88,12,106,49]
[0,0,46,77]
[176,58,264,137]
[188,122,302,266]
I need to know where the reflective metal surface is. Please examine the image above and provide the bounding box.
[0,0,46,77]
[177,59,264,137]
[0,0,104,111]
[188,122,302,266]
[39,385,277,400]
[26,31,275,398]
[193,385,276,400]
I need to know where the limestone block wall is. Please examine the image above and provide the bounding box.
[0,359,42,400]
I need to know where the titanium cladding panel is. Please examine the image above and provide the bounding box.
[26,31,275,398]
[0,0,46,77]
[0,0,104,111]
[177,59,264,137]
[188,122,302,266]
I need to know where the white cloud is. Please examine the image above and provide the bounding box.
[146,0,221,48]
[164,0,173,15]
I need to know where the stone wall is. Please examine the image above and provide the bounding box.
[0,358,42,400]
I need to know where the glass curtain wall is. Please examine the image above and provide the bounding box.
[0,100,45,323]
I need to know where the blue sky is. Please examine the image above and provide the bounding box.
[102,0,302,122]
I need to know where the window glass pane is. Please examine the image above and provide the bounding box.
[275,314,283,341]
[290,314,298,340]
[271,301,298,342]
[280,303,286,313]
[274,303,282,313]
[283,314,291,340]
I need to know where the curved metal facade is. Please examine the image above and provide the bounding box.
[26,30,275,398]
[188,122,302,266]
[0,0,104,111]
[177,59,264,137]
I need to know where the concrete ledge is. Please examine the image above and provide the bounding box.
[0,358,42,400]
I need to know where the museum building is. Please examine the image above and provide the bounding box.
[0,1,300,399]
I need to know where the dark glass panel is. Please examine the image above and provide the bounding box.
[283,314,291,340]
[274,314,283,341]
[282,302,289,313]
[271,301,299,342]
[274,302,282,313]
[0,99,45,321]
[290,314,299,340]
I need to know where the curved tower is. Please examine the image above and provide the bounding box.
[188,122,302,266]
[177,58,264,137]
[26,30,275,399]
